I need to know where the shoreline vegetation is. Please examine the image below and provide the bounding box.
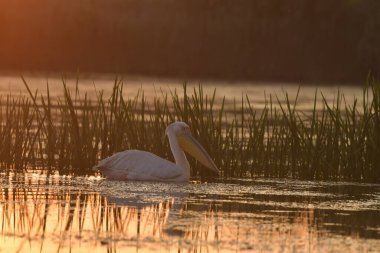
[0,77,379,183]
[1,1,379,82]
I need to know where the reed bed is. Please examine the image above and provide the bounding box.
[0,77,379,182]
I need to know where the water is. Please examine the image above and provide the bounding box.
[1,172,379,253]
[0,74,377,252]
[0,74,365,112]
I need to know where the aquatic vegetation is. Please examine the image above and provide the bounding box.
[0,77,379,182]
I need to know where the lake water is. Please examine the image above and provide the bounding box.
[1,172,380,253]
[0,74,366,112]
[0,74,378,252]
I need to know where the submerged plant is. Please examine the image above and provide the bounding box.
[0,77,378,182]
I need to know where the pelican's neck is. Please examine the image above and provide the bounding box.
[167,131,190,180]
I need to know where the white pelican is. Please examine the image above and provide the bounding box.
[93,122,220,181]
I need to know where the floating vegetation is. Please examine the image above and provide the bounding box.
[0,77,379,182]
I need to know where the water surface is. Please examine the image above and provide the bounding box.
[0,74,365,112]
[0,74,377,252]
[1,172,379,252]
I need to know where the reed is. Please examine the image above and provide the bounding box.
[0,77,379,182]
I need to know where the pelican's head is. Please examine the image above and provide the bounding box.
[166,122,220,176]
[165,122,192,137]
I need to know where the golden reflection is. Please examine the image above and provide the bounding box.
[1,173,379,253]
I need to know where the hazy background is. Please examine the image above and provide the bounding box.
[0,0,379,83]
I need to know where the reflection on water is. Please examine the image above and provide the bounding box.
[1,173,380,252]
[0,74,365,112]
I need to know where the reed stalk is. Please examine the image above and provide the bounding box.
[0,77,378,182]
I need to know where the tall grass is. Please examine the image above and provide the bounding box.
[0,77,379,182]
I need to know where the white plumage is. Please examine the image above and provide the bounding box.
[93,122,219,182]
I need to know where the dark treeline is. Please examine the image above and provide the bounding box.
[0,0,379,82]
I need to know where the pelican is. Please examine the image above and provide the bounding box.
[93,122,219,181]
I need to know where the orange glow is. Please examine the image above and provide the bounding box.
[1,173,379,252]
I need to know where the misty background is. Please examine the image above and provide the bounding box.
[0,0,379,83]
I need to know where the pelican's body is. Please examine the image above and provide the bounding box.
[93,122,219,182]
[93,150,190,181]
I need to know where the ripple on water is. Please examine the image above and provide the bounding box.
[0,174,380,252]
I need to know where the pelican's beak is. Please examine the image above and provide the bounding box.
[177,132,220,175]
